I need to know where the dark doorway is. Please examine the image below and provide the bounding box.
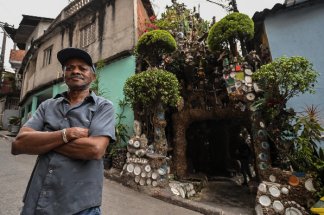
[186,120,244,177]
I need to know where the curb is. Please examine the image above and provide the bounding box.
[104,169,224,215]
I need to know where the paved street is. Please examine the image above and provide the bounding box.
[0,134,201,215]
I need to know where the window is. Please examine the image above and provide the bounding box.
[43,46,53,67]
[80,22,96,47]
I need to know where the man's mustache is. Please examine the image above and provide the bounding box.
[68,74,84,80]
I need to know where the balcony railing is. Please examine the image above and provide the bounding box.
[64,0,93,17]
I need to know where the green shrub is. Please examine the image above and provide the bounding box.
[123,68,181,110]
[135,30,177,65]
[207,12,254,52]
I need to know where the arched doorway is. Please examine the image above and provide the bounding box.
[186,119,244,178]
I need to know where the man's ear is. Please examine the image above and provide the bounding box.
[92,73,96,81]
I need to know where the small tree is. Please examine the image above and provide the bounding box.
[252,56,319,168]
[135,30,177,67]
[253,56,318,106]
[207,12,254,56]
[124,69,181,155]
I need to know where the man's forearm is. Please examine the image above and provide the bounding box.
[54,136,109,160]
[12,127,65,155]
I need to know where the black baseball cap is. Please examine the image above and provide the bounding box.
[57,47,96,72]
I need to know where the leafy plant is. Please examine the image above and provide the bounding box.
[253,56,319,104]
[290,106,324,197]
[123,68,181,113]
[207,12,254,53]
[106,99,130,160]
[91,59,108,96]
[135,30,177,66]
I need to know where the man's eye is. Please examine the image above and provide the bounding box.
[80,67,88,71]
[65,67,73,71]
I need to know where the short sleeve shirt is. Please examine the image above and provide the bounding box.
[21,91,115,215]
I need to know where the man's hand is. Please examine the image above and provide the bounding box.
[66,127,89,142]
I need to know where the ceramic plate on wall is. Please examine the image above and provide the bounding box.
[258,183,267,193]
[285,207,302,215]
[144,164,151,172]
[259,153,268,161]
[133,140,140,148]
[305,178,316,192]
[269,175,276,182]
[281,187,289,195]
[255,204,264,215]
[269,186,280,197]
[288,175,299,186]
[126,163,134,173]
[134,165,141,175]
[246,92,255,101]
[273,200,284,212]
[261,142,269,150]
[259,195,271,207]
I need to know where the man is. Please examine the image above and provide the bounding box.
[12,47,115,215]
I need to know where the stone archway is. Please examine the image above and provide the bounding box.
[171,108,249,178]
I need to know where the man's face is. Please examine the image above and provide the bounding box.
[63,58,95,91]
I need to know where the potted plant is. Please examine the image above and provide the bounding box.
[8,116,21,134]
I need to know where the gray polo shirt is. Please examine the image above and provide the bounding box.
[21,91,115,215]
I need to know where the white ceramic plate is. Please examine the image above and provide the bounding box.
[246,92,255,101]
[141,172,146,178]
[255,204,264,215]
[259,195,271,207]
[134,165,141,175]
[269,185,280,197]
[134,175,140,183]
[273,200,284,212]
[269,175,276,182]
[152,180,158,187]
[128,139,134,145]
[126,163,134,173]
[261,141,269,149]
[133,140,140,148]
[152,172,158,180]
[305,178,316,192]
[144,164,151,172]
[171,187,179,195]
[281,187,289,195]
[245,76,252,84]
[178,187,186,198]
[139,178,146,186]
[285,207,302,215]
[146,178,152,185]
[245,68,253,76]
[258,183,267,193]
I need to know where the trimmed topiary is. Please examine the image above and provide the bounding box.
[207,12,254,52]
[123,68,181,110]
[135,30,177,65]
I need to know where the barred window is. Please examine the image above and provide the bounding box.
[43,45,53,67]
[80,22,96,47]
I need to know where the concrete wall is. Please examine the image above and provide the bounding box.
[26,21,52,50]
[264,3,324,126]
[21,0,138,101]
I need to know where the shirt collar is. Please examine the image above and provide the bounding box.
[54,90,97,103]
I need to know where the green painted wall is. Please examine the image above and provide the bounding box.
[99,55,135,139]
